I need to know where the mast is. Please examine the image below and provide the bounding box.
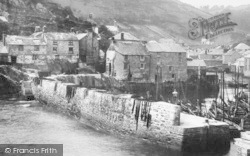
[197,65,201,116]
[222,70,225,122]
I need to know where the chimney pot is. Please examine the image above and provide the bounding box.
[121,33,124,40]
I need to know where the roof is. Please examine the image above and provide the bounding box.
[76,33,87,40]
[199,54,213,60]
[5,35,46,45]
[0,42,7,54]
[146,40,186,53]
[208,49,224,55]
[224,49,236,56]
[44,32,78,41]
[235,43,250,50]
[113,32,139,41]
[187,59,206,67]
[0,16,8,23]
[113,41,149,56]
[106,26,119,33]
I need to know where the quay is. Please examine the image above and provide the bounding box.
[28,74,231,152]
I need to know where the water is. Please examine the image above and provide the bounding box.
[0,99,238,156]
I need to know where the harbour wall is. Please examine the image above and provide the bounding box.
[31,76,230,152]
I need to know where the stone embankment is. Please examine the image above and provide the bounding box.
[30,74,231,152]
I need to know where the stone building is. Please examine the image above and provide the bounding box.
[32,32,79,63]
[77,32,99,65]
[5,35,47,65]
[106,34,150,81]
[146,40,187,82]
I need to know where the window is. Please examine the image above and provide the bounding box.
[69,47,74,54]
[169,66,173,72]
[68,41,73,46]
[140,55,145,61]
[178,53,182,62]
[140,63,145,69]
[34,45,40,51]
[172,74,175,78]
[32,54,38,60]
[53,41,58,45]
[18,45,24,51]
[124,62,128,70]
[53,47,57,52]
[124,55,128,60]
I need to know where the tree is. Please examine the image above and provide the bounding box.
[98,25,114,53]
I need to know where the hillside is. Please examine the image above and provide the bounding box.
[0,0,92,37]
[0,0,247,45]
[49,0,212,44]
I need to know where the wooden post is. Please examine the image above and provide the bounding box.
[222,71,225,122]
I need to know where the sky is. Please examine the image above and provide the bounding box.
[179,0,250,8]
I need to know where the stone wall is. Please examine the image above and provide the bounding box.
[32,78,230,152]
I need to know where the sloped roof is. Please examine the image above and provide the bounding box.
[5,35,46,45]
[146,40,186,53]
[0,16,8,23]
[187,59,206,67]
[76,33,87,40]
[114,41,149,56]
[209,48,224,55]
[235,43,250,50]
[224,49,236,56]
[44,32,78,41]
[113,32,139,41]
[106,26,119,32]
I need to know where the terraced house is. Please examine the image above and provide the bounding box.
[5,35,47,66]
[32,32,79,63]
[106,33,150,81]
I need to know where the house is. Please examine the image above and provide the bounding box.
[77,32,99,65]
[187,59,206,78]
[146,40,187,82]
[235,43,250,52]
[106,33,150,81]
[231,57,244,74]
[244,54,250,77]
[32,32,79,63]
[208,48,225,60]
[5,35,47,66]
[222,49,242,70]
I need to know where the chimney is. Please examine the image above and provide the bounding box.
[34,26,41,33]
[42,25,47,33]
[2,33,6,46]
[70,27,75,33]
[121,32,124,40]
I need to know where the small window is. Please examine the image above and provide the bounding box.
[69,47,74,54]
[124,62,128,70]
[140,63,145,69]
[53,47,57,52]
[178,53,182,62]
[34,45,39,51]
[140,55,145,61]
[53,41,58,45]
[32,54,38,60]
[18,45,24,51]
[124,55,128,60]
[69,41,73,46]
[169,66,173,72]
[172,74,175,78]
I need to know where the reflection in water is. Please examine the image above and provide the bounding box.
[0,100,236,156]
